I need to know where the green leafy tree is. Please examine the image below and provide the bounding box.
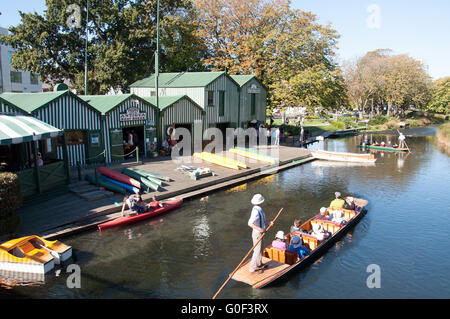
[1,0,206,94]
[428,77,450,114]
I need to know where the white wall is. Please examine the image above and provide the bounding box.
[0,27,42,93]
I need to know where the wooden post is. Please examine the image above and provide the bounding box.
[61,133,70,184]
[94,166,99,186]
[32,141,41,194]
[136,146,139,163]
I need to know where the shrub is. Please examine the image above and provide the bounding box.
[369,115,389,126]
[330,121,346,130]
[0,172,23,219]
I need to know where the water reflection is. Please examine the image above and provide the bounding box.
[192,215,211,258]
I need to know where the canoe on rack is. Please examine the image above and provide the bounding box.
[231,197,368,289]
[358,145,409,152]
[127,168,172,182]
[311,150,376,163]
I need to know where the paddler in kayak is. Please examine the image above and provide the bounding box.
[121,193,162,216]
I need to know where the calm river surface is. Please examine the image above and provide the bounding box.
[2,127,449,299]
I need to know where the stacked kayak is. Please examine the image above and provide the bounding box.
[99,174,140,194]
[193,152,246,170]
[121,168,161,192]
[98,166,141,189]
[0,236,72,274]
[126,168,171,182]
[229,147,278,164]
[85,174,129,195]
[98,199,183,230]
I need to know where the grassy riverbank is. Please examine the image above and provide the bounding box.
[269,111,448,137]
[436,122,450,153]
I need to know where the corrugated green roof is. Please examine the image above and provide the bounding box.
[130,72,227,88]
[142,95,204,112]
[229,75,256,87]
[0,91,68,114]
[79,94,135,114]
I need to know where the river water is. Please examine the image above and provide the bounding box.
[2,127,449,299]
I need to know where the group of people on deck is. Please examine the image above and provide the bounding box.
[248,192,356,274]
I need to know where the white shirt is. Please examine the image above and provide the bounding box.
[248,205,266,231]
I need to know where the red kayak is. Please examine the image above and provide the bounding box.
[98,166,141,189]
[98,199,183,230]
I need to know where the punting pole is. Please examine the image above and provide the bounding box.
[397,129,411,153]
[212,207,284,299]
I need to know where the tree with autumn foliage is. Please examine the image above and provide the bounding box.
[192,0,343,111]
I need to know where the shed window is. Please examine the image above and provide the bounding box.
[208,91,214,106]
[219,91,225,116]
[63,130,86,146]
[10,71,22,83]
[30,73,39,85]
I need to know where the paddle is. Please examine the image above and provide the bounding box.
[397,129,411,153]
[212,207,284,300]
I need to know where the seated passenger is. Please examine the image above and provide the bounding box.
[330,192,346,209]
[386,140,393,147]
[380,141,386,147]
[315,207,330,220]
[344,197,356,210]
[148,196,163,209]
[310,223,330,241]
[288,235,310,258]
[329,210,348,226]
[290,219,306,234]
[272,231,287,250]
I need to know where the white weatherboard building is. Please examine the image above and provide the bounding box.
[0,27,42,93]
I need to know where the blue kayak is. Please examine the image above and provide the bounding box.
[99,174,139,194]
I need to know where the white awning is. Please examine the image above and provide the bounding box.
[0,114,63,145]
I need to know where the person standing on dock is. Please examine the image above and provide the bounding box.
[248,194,273,273]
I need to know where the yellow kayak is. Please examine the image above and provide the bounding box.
[193,153,240,170]
[201,152,247,169]
[229,148,277,164]
[0,235,72,274]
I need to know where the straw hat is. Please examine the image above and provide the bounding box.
[251,194,265,205]
[320,207,328,215]
[335,192,341,198]
[290,235,302,248]
[313,223,323,233]
[275,230,285,240]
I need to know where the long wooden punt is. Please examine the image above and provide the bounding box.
[231,198,368,289]
[311,150,376,163]
[358,145,409,152]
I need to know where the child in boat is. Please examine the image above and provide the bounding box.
[148,196,163,209]
[344,197,356,210]
[290,219,304,234]
[272,231,287,250]
[288,235,310,258]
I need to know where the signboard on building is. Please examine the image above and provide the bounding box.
[247,84,260,94]
[120,107,146,121]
